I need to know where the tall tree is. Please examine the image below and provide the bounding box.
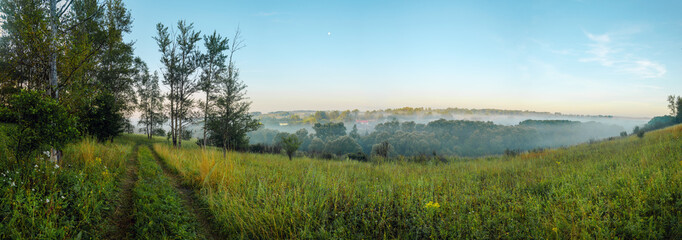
[135,58,165,139]
[155,21,202,147]
[668,95,677,117]
[199,31,229,147]
[97,0,135,113]
[207,28,260,156]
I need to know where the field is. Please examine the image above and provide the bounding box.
[153,124,682,239]
[1,124,681,239]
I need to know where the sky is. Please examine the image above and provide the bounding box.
[123,0,682,118]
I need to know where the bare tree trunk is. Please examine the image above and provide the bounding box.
[203,91,208,147]
[49,0,60,162]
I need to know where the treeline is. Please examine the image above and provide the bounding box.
[255,106,617,127]
[248,118,625,159]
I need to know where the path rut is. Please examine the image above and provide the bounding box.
[104,144,139,240]
[147,145,224,240]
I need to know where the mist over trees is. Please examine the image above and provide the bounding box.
[250,118,626,158]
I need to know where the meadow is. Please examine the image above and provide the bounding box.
[153,124,682,239]
[0,133,132,239]
[1,124,681,239]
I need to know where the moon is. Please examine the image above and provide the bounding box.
[328,32,331,36]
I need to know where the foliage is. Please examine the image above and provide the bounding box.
[276,133,301,160]
[308,137,325,153]
[324,135,362,156]
[155,20,202,147]
[312,122,346,140]
[0,90,78,162]
[205,28,260,152]
[199,31,230,147]
[133,147,199,239]
[372,141,392,158]
[82,93,125,142]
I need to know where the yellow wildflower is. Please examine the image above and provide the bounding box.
[425,201,440,209]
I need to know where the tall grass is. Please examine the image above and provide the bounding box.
[153,124,682,239]
[0,136,132,239]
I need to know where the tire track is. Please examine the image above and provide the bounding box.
[104,144,139,239]
[147,145,224,240]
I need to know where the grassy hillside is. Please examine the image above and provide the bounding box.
[152,124,682,239]
[1,125,680,239]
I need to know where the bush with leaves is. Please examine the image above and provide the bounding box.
[0,90,78,164]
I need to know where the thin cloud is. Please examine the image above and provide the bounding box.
[580,31,666,79]
[586,33,610,43]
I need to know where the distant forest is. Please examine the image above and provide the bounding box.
[249,119,626,158]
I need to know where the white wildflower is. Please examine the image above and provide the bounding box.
[46,198,49,203]
[43,151,50,157]
[54,164,59,169]
[10,182,15,187]
[34,164,38,168]
[32,188,35,191]
[61,196,65,199]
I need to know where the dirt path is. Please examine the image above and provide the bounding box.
[104,144,139,240]
[148,145,224,240]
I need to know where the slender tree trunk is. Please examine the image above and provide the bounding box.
[203,91,208,147]
[170,83,176,146]
[49,0,60,162]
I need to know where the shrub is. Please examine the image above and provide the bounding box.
[372,141,392,158]
[0,90,78,162]
[347,151,368,161]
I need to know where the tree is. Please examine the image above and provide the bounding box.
[312,122,346,140]
[199,31,229,147]
[0,90,78,163]
[0,0,136,161]
[155,21,202,147]
[668,95,677,117]
[372,141,393,158]
[308,137,325,153]
[82,93,125,142]
[677,97,682,123]
[277,133,301,160]
[324,136,362,156]
[206,27,260,156]
[96,0,136,114]
[349,124,360,139]
[135,58,166,139]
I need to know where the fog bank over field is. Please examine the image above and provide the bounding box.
[254,108,648,135]
[239,108,655,157]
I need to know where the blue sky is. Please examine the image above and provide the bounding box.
[124,0,682,117]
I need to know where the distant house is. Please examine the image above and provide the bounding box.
[356,120,370,125]
[279,123,289,126]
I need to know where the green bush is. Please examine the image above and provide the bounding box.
[0,90,78,163]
